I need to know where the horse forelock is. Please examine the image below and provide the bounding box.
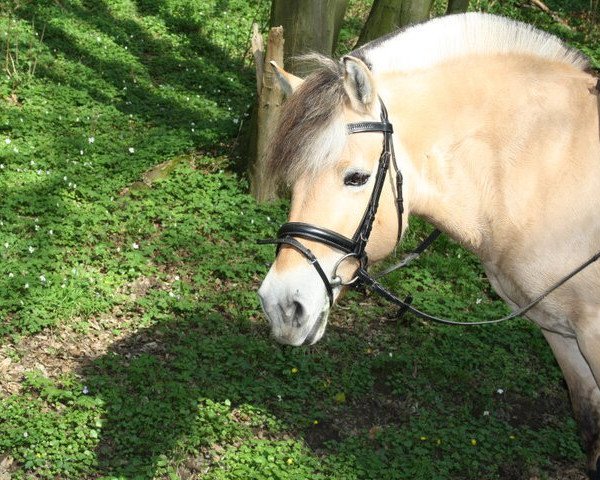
[266,56,348,185]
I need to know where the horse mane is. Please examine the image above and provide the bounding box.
[354,12,589,73]
[267,13,589,184]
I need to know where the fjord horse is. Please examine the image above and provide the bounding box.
[257,13,600,477]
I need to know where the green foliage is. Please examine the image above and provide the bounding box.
[0,0,596,479]
[1,372,102,478]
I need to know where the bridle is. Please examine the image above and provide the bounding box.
[259,98,401,306]
[259,97,600,326]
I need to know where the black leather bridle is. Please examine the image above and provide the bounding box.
[259,98,402,306]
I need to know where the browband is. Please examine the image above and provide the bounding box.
[347,121,393,135]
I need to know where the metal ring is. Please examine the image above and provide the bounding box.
[331,252,361,287]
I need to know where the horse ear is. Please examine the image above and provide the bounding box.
[342,56,377,113]
[270,61,304,97]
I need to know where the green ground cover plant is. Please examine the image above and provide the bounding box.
[1,0,599,479]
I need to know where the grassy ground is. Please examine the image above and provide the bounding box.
[1,0,599,479]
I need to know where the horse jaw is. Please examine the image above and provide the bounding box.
[258,261,334,346]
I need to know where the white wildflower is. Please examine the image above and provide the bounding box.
[131,242,139,250]
[128,147,135,154]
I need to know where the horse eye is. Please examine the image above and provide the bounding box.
[344,171,370,187]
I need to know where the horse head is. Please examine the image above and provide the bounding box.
[258,56,405,345]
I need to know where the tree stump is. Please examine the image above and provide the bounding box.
[249,25,285,202]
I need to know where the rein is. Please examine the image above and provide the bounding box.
[259,97,600,326]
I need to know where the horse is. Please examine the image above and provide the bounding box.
[257,12,600,478]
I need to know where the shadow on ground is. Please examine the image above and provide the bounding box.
[78,296,582,479]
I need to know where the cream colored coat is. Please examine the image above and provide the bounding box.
[258,13,600,477]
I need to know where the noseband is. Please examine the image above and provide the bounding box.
[259,98,402,306]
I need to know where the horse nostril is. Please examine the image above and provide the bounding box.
[291,300,304,327]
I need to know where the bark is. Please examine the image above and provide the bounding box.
[399,0,434,26]
[356,0,402,47]
[251,23,264,95]
[355,0,434,48]
[249,26,285,202]
[446,0,469,14]
[270,0,348,76]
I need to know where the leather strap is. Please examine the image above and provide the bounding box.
[358,249,600,327]
[374,229,442,278]
[277,222,355,254]
[347,121,393,135]
[258,235,335,306]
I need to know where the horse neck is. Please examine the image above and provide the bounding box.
[378,55,598,258]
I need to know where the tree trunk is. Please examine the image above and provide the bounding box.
[270,0,348,76]
[356,0,402,47]
[400,0,434,25]
[446,0,469,14]
[355,0,433,48]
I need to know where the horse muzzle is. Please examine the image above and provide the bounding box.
[258,265,331,346]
